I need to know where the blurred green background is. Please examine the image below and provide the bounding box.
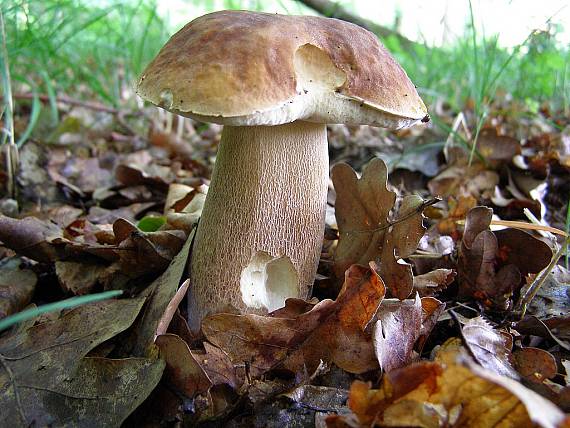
[2,0,569,117]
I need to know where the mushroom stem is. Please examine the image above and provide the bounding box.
[188,121,328,331]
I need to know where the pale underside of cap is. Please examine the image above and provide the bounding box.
[137,10,428,129]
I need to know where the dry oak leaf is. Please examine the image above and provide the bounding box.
[341,342,569,428]
[202,264,386,377]
[332,158,426,299]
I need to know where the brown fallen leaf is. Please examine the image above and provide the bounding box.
[373,295,445,373]
[112,218,186,277]
[413,268,456,297]
[191,342,241,389]
[332,158,426,299]
[0,258,37,320]
[339,341,569,428]
[428,163,499,199]
[0,215,65,262]
[115,163,170,192]
[155,333,212,398]
[477,128,521,163]
[0,215,186,281]
[460,316,519,379]
[513,347,558,384]
[202,264,385,377]
[0,296,164,427]
[458,206,552,308]
[55,260,107,295]
[514,315,570,352]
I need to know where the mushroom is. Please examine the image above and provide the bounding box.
[136,10,429,332]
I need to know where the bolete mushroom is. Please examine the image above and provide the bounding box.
[136,10,429,332]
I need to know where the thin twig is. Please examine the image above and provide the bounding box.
[515,237,570,318]
[0,356,28,425]
[454,219,568,237]
[344,197,440,235]
[13,92,141,116]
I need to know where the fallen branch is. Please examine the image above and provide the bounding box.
[294,0,419,50]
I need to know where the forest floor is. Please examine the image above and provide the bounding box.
[0,91,569,426]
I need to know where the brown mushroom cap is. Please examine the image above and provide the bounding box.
[136,10,428,128]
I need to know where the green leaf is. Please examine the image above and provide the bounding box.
[137,215,166,232]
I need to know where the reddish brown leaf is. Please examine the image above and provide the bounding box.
[191,343,242,389]
[457,206,551,308]
[155,333,212,397]
[202,265,386,376]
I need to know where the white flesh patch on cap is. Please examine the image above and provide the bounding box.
[181,44,423,129]
[240,251,300,312]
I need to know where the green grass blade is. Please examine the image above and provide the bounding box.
[0,290,124,332]
[15,82,41,147]
[0,8,14,147]
[566,195,570,269]
[41,69,59,125]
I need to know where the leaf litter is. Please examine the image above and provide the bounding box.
[1,85,569,426]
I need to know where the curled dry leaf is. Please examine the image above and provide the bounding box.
[0,215,66,262]
[155,333,212,398]
[332,158,426,299]
[460,316,519,379]
[458,206,551,308]
[112,218,187,277]
[340,341,568,428]
[515,315,570,352]
[413,268,456,297]
[373,295,445,373]
[164,183,207,233]
[0,215,187,282]
[428,164,499,199]
[202,264,386,377]
[115,164,170,192]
